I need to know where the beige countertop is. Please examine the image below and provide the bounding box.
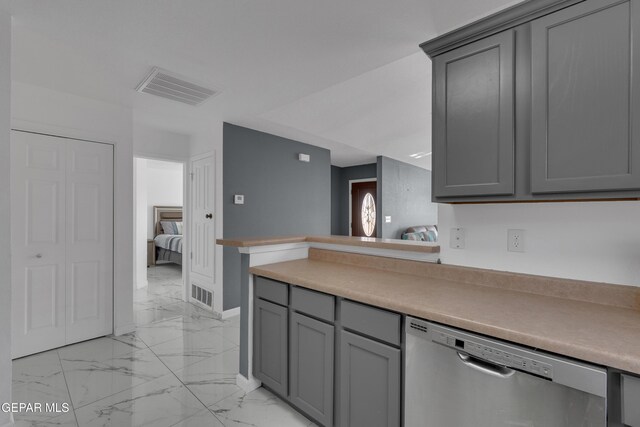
[250,249,640,375]
[217,235,440,253]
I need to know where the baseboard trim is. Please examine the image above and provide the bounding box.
[222,307,240,320]
[114,324,136,336]
[236,374,261,393]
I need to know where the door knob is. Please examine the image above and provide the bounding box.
[205,213,213,219]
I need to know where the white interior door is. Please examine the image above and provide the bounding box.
[11,131,113,359]
[190,155,215,293]
[65,140,113,344]
[11,132,67,358]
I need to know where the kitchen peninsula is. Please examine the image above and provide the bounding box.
[218,235,640,426]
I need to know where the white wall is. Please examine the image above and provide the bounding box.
[133,123,190,161]
[438,201,640,287]
[134,158,148,289]
[12,81,135,335]
[0,11,12,427]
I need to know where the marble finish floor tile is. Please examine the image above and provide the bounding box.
[12,264,311,426]
[13,410,79,427]
[74,375,206,427]
[169,409,224,427]
[173,348,241,406]
[57,335,148,364]
[12,352,74,425]
[149,329,237,372]
[134,316,225,348]
[61,348,173,409]
[210,388,313,427]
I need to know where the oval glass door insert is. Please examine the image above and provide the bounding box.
[361,193,376,237]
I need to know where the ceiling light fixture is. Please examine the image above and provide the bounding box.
[409,151,432,159]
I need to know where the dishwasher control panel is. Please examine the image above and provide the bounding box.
[430,329,554,379]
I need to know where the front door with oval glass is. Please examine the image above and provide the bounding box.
[351,181,377,237]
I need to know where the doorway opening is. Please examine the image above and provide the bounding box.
[349,178,377,237]
[134,157,186,325]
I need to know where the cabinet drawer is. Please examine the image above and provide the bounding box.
[341,300,401,346]
[255,276,288,306]
[291,286,334,322]
[623,374,640,426]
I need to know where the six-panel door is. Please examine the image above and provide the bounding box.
[11,131,114,358]
[531,0,640,194]
[11,132,68,358]
[432,30,515,198]
[253,298,288,396]
[339,330,401,427]
[290,312,334,426]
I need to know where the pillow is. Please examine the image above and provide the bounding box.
[160,221,183,235]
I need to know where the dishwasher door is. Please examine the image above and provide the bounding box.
[405,319,607,427]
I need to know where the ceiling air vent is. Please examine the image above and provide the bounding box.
[136,67,217,106]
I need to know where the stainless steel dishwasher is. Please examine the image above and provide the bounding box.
[405,317,607,426]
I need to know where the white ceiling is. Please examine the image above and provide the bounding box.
[5,0,519,169]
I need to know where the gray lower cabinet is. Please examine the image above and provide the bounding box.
[531,0,640,194]
[339,330,401,427]
[623,374,640,426]
[253,298,288,397]
[432,30,515,198]
[290,312,334,426]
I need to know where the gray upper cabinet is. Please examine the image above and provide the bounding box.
[531,0,640,194]
[423,0,640,202]
[290,312,334,426]
[253,298,288,397]
[433,30,515,198]
[339,330,401,427]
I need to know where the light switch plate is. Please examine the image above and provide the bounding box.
[234,194,245,205]
[385,216,391,223]
[450,228,465,249]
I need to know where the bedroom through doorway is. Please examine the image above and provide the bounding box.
[133,157,186,326]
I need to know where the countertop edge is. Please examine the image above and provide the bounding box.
[249,263,640,375]
[216,235,440,253]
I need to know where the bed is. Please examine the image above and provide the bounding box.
[153,206,183,265]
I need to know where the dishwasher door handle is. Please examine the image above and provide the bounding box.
[457,352,516,379]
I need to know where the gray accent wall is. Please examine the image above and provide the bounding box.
[376,156,437,239]
[223,123,331,310]
[330,163,377,236]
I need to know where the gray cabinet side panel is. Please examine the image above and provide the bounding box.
[290,312,334,426]
[253,298,288,396]
[623,374,640,426]
[531,0,640,193]
[433,30,515,198]
[340,330,401,427]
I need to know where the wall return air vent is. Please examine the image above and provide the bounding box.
[136,67,218,106]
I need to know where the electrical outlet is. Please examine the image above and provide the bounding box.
[385,216,391,223]
[450,228,465,249]
[508,229,525,252]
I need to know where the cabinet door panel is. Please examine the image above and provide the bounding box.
[531,0,640,193]
[253,298,288,396]
[433,30,515,197]
[290,312,334,426]
[339,330,401,427]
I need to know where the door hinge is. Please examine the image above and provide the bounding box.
[190,252,193,260]
[190,172,194,180]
